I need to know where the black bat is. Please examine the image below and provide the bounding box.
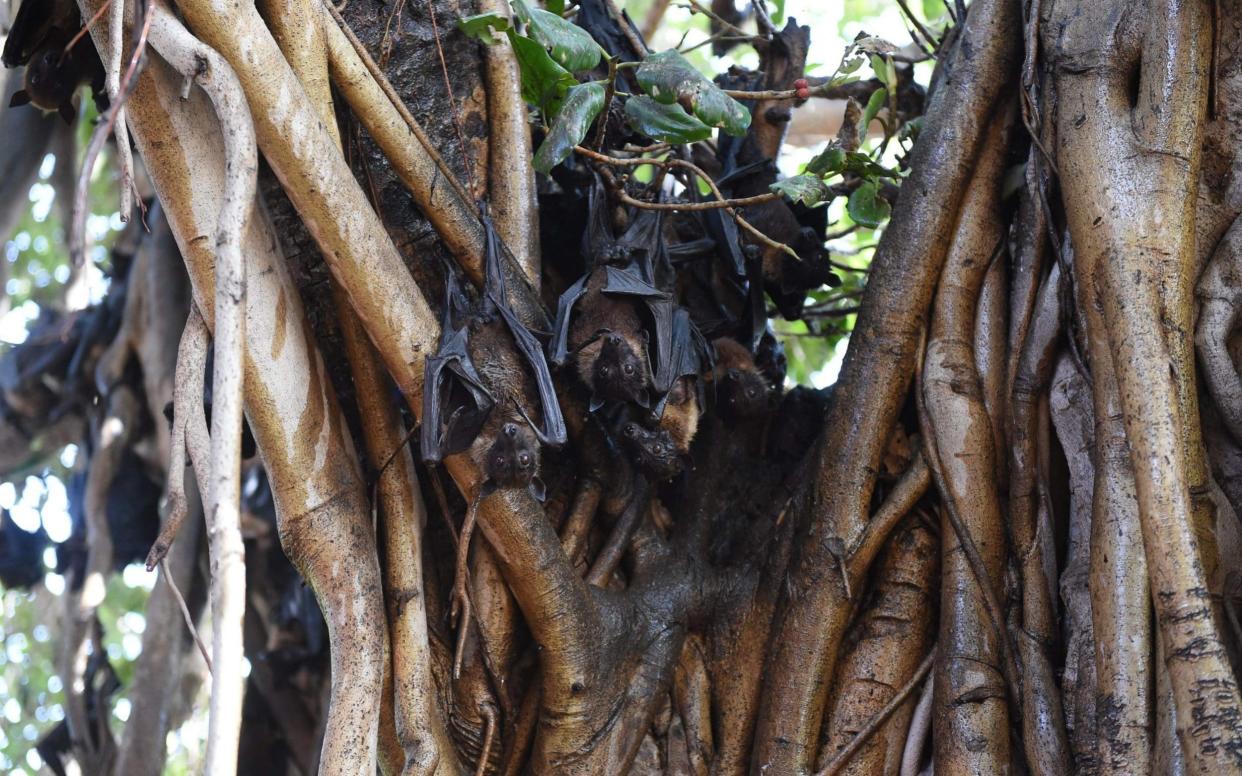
[3,0,107,124]
[551,178,710,418]
[420,217,566,500]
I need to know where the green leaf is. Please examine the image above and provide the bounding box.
[546,0,565,13]
[636,49,751,136]
[807,146,897,180]
[807,145,845,176]
[533,82,605,174]
[624,96,712,143]
[860,87,887,135]
[899,116,924,144]
[771,0,786,24]
[841,151,899,179]
[457,12,511,45]
[512,0,602,72]
[508,31,578,116]
[771,175,831,207]
[847,180,890,227]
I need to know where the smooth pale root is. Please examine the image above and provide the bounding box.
[259,2,458,773]
[749,1,1021,772]
[477,0,541,288]
[1050,0,1242,771]
[922,108,1014,776]
[78,2,389,773]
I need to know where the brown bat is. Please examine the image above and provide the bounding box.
[708,337,773,421]
[3,0,107,124]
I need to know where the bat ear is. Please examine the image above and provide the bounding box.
[59,103,76,124]
[635,389,650,409]
[588,395,606,413]
[9,90,30,107]
[527,477,547,503]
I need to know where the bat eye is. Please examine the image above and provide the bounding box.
[600,365,612,377]
[518,453,531,468]
[624,423,640,438]
[746,387,759,400]
[503,423,518,438]
[622,363,634,376]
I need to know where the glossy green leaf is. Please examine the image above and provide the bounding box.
[624,96,712,143]
[533,82,605,173]
[847,180,890,227]
[771,175,831,207]
[636,49,751,136]
[860,87,887,134]
[512,0,602,72]
[457,12,511,45]
[508,31,577,116]
[546,0,565,13]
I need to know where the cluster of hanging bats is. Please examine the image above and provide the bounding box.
[3,0,837,502]
[420,174,796,502]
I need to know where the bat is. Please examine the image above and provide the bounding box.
[3,0,107,124]
[708,336,773,421]
[618,419,686,482]
[420,217,566,500]
[551,178,710,420]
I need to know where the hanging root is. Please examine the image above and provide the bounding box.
[453,493,483,678]
[146,305,210,570]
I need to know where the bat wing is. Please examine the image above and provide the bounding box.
[650,306,709,418]
[617,208,666,287]
[2,1,57,68]
[581,174,618,268]
[549,275,590,367]
[420,273,493,462]
[701,207,747,278]
[601,264,670,388]
[419,328,494,462]
[479,213,566,447]
[496,301,567,447]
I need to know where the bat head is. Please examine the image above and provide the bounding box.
[484,421,540,491]
[717,368,772,421]
[620,422,684,481]
[593,333,650,408]
[23,47,79,114]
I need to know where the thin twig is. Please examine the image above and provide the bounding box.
[160,558,213,674]
[895,0,939,55]
[682,0,747,38]
[575,146,800,260]
[61,0,113,60]
[70,0,155,269]
[815,647,937,776]
[592,57,619,151]
[424,0,477,197]
[321,0,477,212]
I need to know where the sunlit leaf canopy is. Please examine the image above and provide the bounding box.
[0,0,937,771]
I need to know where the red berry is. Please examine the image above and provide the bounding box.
[793,78,809,90]
[796,86,811,100]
